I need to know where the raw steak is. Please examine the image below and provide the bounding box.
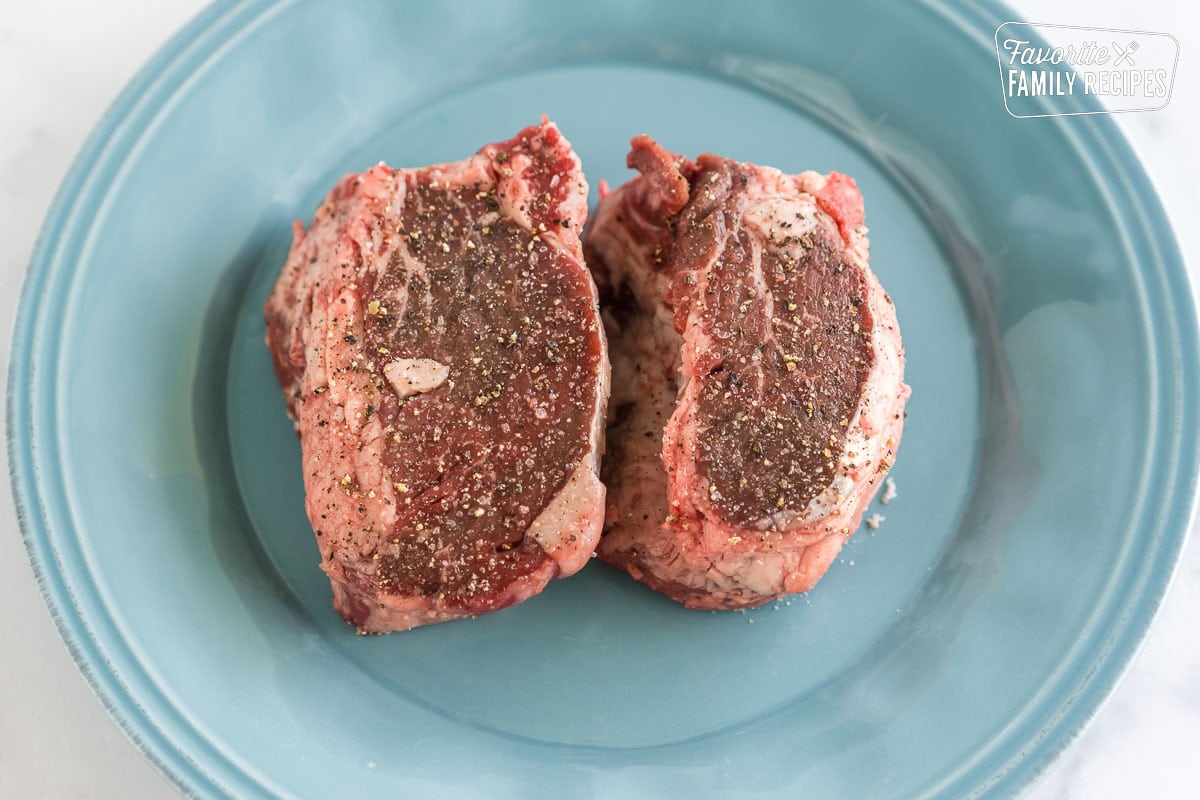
[585,136,908,609]
[265,119,609,632]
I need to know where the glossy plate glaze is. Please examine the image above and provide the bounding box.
[9,1,1199,798]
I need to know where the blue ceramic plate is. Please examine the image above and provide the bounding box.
[10,1,1199,797]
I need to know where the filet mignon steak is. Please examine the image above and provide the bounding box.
[585,135,909,609]
[265,119,609,632]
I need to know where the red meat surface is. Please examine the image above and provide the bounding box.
[265,119,609,632]
[586,136,909,609]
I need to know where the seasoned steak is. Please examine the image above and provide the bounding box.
[265,119,609,632]
[585,135,908,609]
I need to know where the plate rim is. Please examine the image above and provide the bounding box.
[8,0,1199,797]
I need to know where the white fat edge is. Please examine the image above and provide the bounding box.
[584,283,610,476]
[867,292,908,409]
[527,461,604,576]
[802,473,859,523]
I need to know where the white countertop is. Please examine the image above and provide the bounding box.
[2,2,1197,797]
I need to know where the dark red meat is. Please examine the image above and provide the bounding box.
[585,136,908,609]
[265,119,609,632]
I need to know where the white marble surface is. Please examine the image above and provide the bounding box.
[0,2,1196,798]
